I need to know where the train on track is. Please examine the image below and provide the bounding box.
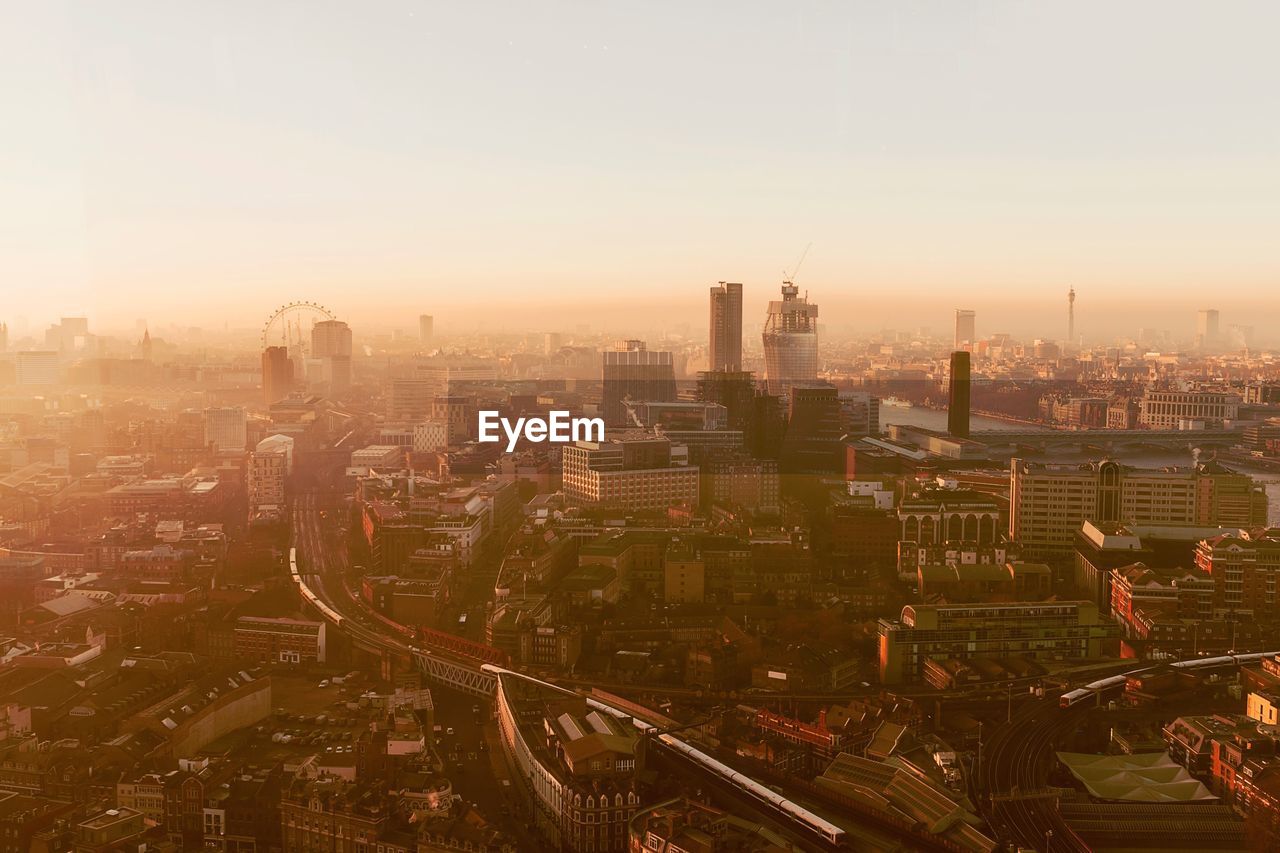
[288,546,348,628]
[484,664,850,848]
[654,731,847,847]
[1060,650,1279,707]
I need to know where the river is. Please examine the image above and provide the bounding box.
[880,404,1045,434]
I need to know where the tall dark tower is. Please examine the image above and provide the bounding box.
[947,351,971,438]
[262,346,294,405]
[1068,287,1076,346]
[709,281,743,371]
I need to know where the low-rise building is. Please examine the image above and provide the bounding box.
[233,616,325,664]
[878,600,1115,684]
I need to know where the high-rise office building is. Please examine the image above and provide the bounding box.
[544,332,562,355]
[954,309,976,350]
[15,351,58,385]
[947,351,971,438]
[780,384,844,475]
[709,281,743,372]
[389,378,435,420]
[419,314,433,345]
[1010,458,1268,558]
[262,346,294,405]
[696,368,762,452]
[203,407,247,452]
[762,281,819,397]
[601,340,676,425]
[311,319,351,358]
[1197,309,1220,350]
[0,321,7,352]
[311,319,353,391]
[696,370,755,419]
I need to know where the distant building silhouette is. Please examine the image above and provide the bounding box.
[419,314,433,345]
[1067,287,1076,346]
[311,319,353,391]
[262,346,294,405]
[1197,308,1220,351]
[954,309,975,351]
[948,351,971,438]
[602,340,676,425]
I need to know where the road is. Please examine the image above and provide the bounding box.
[430,684,535,845]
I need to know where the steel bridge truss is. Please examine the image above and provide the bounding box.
[414,651,497,697]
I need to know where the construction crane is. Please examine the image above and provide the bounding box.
[783,242,812,285]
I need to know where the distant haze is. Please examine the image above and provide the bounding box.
[4,2,1280,342]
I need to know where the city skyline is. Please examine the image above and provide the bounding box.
[0,290,1263,350]
[8,5,1280,852]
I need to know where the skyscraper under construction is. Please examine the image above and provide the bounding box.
[762,281,819,397]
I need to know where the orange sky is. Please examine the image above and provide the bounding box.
[3,3,1279,341]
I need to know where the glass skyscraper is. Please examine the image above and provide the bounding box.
[762,281,819,397]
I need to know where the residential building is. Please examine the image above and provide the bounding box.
[1195,531,1280,619]
[233,616,326,664]
[248,436,293,523]
[705,456,779,513]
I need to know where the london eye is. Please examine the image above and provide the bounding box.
[261,301,336,358]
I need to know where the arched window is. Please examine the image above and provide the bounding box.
[979,514,994,544]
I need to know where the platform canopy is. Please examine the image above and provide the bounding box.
[1057,752,1216,803]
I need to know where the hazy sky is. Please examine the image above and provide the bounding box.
[4,2,1280,339]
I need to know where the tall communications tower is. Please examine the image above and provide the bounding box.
[1068,287,1076,345]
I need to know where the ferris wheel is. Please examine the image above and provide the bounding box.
[261,301,336,356]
